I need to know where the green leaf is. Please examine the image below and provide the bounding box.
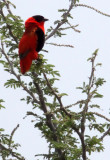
[76,87,83,90]
[58,9,68,12]
[96,63,102,67]
[95,78,106,87]
[4,79,21,89]
[58,93,68,97]
[93,92,103,98]
[0,99,5,109]
[89,104,100,109]
[92,49,99,56]
[0,128,5,132]
[54,20,60,25]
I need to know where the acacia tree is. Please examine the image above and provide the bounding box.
[0,0,110,160]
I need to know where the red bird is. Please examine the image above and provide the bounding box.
[18,15,48,74]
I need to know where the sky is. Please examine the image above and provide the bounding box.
[0,0,110,159]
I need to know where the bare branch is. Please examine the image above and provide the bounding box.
[74,4,110,17]
[67,22,81,33]
[59,24,79,31]
[100,127,110,141]
[46,42,74,48]
[65,100,86,109]
[35,153,54,158]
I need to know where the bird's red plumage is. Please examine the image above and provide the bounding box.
[18,16,47,74]
[19,27,38,74]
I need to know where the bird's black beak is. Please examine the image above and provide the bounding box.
[44,18,49,22]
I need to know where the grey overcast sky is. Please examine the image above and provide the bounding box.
[0,0,110,160]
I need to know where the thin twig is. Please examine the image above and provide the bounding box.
[84,54,97,113]
[100,127,110,140]
[35,153,54,158]
[59,24,79,31]
[9,124,19,148]
[67,22,81,33]
[65,100,86,109]
[74,4,110,17]
[89,112,110,122]
[46,42,74,48]
[45,100,86,116]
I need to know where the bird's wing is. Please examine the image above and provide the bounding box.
[19,27,38,59]
[19,49,30,59]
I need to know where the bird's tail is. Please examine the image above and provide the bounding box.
[20,51,38,74]
[20,56,32,74]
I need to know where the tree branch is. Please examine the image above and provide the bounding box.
[45,0,75,41]
[43,73,72,117]
[80,54,97,160]
[32,72,65,159]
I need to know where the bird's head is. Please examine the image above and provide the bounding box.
[33,15,48,23]
[25,15,48,32]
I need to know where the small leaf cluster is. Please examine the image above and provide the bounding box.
[85,136,104,155]
[4,79,21,89]
[0,131,23,159]
[0,99,5,109]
